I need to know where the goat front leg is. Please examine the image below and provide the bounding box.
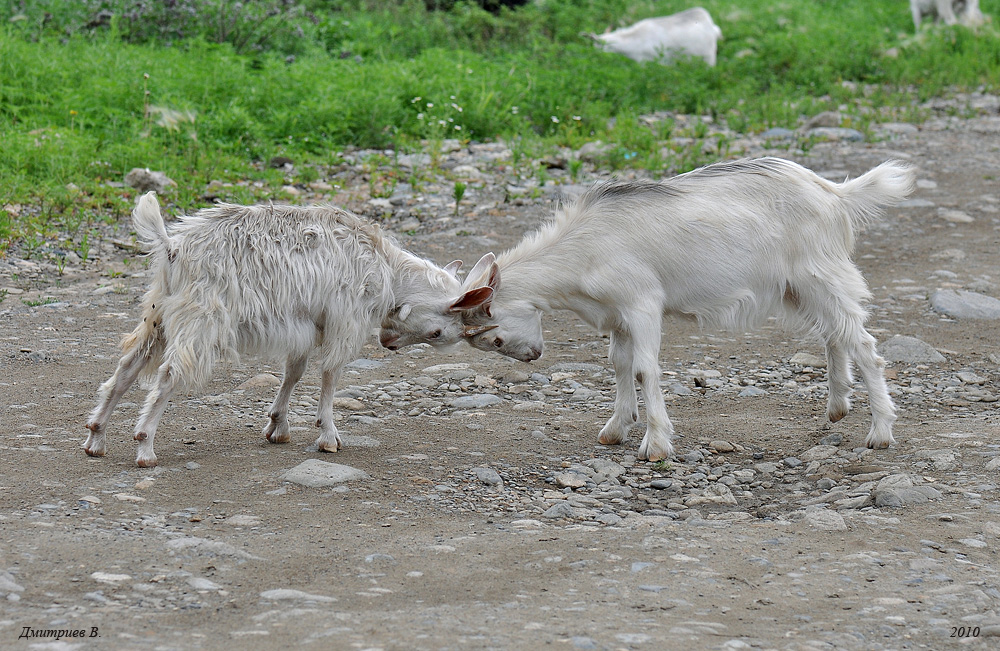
[262,354,308,444]
[315,367,343,453]
[133,365,178,467]
[598,329,638,446]
[628,311,675,461]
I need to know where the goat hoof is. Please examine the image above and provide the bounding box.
[598,418,629,445]
[317,437,342,453]
[136,456,158,468]
[266,432,290,444]
[637,437,674,462]
[598,433,624,445]
[263,420,290,444]
[827,401,849,423]
[83,446,105,458]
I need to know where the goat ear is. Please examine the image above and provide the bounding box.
[443,260,462,277]
[487,263,501,292]
[463,252,496,289]
[448,287,493,313]
[398,304,412,321]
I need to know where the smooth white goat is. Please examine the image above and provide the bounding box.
[588,7,722,66]
[458,158,915,461]
[911,0,985,29]
[86,192,489,467]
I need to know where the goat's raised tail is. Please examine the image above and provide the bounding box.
[132,191,172,257]
[835,160,916,230]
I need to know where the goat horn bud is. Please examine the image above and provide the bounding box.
[462,324,499,337]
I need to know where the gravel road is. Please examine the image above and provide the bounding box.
[2,100,999,650]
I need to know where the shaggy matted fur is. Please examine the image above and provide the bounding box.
[85,192,484,467]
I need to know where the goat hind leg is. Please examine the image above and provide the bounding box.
[314,367,343,453]
[598,330,638,446]
[846,330,896,449]
[133,366,179,467]
[824,341,853,423]
[263,354,308,444]
[808,278,896,448]
[85,337,160,457]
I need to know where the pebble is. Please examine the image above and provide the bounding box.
[188,577,223,591]
[90,572,132,584]
[471,467,503,487]
[541,502,577,519]
[448,394,502,409]
[238,373,281,389]
[760,127,795,140]
[799,445,838,462]
[709,440,735,453]
[0,572,25,594]
[805,127,865,142]
[789,352,826,368]
[554,472,587,489]
[259,589,336,603]
[939,209,974,223]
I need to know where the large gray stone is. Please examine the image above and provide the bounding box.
[878,335,945,363]
[931,290,1000,319]
[279,459,369,487]
[804,509,847,531]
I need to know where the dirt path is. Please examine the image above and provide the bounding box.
[1,112,999,650]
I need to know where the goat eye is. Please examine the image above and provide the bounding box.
[493,338,504,348]
[429,329,442,339]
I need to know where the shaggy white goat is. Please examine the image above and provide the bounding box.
[588,7,722,66]
[911,0,985,29]
[458,158,915,461]
[85,192,489,467]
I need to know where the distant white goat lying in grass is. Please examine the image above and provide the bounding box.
[86,192,490,467]
[911,0,985,29]
[588,7,722,66]
[456,158,915,461]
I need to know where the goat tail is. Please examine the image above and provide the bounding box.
[835,160,916,230]
[132,191,172,257]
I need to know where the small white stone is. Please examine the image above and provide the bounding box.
[91,572,132,584]
[259,589,336,602]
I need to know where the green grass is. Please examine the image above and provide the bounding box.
[1,0,999,258]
